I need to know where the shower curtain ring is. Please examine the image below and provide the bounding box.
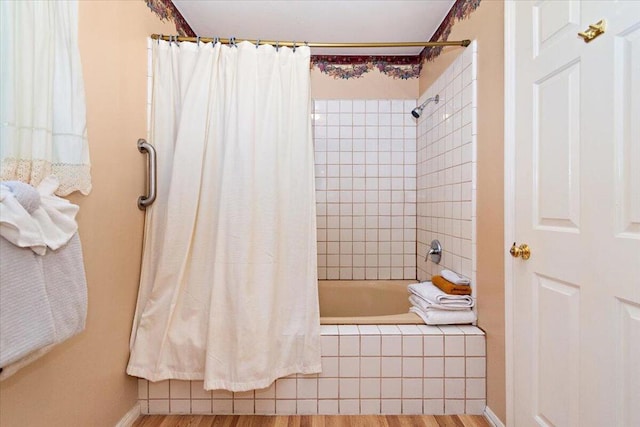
[293,41,297,52]
[275,41,279,51]
[256,39,260,48]
[230,37,236,47]
[196,36,200,46]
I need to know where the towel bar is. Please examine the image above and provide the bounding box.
[137,139,156,210]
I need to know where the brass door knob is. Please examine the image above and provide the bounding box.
[510,242,531,260]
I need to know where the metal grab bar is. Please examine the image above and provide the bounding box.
[137,138,156,210]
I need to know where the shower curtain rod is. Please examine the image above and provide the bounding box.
[150,34,471,48]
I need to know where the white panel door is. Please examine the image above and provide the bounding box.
[512,1,640,426]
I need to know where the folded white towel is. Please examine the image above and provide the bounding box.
[409,295,471,312]
[408,281,474,307]
[441,269,471,285]
[3,181,40,213]
[0,176,79,255]
[410,306,477,325]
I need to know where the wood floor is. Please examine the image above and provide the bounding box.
[133,415,491,427]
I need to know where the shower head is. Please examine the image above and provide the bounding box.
[411,94,439,118]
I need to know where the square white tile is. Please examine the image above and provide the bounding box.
[297,378,318,399]
[275,400,296,415]
[339,378,359,399]
[233,399,254,414]
[321,335,339,356]
[444,336,465,356]
[466,357,486,378]
[297,400,318,415]
[255,382,276,399]
[254,400,275,414]
[381,378,402,399]
[318,378,339,399]
[466,336,486,356]
[466,378,486,399]
[148,380,169,399]
[445,357,465,378]
[424,336,444,356]
[321,357,339,377]
[148,399,169,414]
[360,399,381,414]
[402,399,423,414]
[402,378,423,399]
[360,357,381,378]
[444,378,465,399]
[423,378,444,399]
[381,399,402,414]
[191,399,212,414]
[275,378,297,399]
[360,378,381,399]
[382,336,402,356]
[466,399,486,415]
[361,336,381,356]
[169,399,191,414]
[424,357,444,378]
[339,357,360,377]
[423,399,444,415]
[212,399,233,414]
[402,357,423,378]
[381,357,402,377]
[318,400,339,415]
[339,399,360,414]
[191,381,212,399]
[402,336,423,356]
[339,336,360,356]
[444,399,465,415]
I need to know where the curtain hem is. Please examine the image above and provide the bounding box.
[127,363,322,392]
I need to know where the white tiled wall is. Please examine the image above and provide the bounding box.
[313,99,417,280]
[138,325,486,415]
[416,42,478,290]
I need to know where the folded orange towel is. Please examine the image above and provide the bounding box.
[432,275,472,295]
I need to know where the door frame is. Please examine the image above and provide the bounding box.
[503,0,516,425]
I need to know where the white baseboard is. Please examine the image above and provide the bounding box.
[484,406,506,427]
[115,403,141,427]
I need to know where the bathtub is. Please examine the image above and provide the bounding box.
[318,280,423,324]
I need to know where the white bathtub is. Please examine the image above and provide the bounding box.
[318,280,422,325]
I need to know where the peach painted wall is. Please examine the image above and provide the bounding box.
[311,67,418,99]
[419,1,506,422]
[0,2,174,426]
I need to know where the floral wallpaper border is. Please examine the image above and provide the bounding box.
[311,55,422,80]
[419,0,482,63]
[145,0,195,37]
[144,0,481,79]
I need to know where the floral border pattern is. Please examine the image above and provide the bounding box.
[144,0,481,79]
[144,0,195,37]
[311,55,421,80]
[420,0,481,63]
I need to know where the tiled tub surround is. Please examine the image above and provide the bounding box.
[313,99,418,281]
[138,325,486,415]
[416,42,478,289]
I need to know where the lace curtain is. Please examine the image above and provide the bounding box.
[0,0,91,195]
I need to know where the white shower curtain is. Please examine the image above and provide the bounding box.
[127,40,321,391]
